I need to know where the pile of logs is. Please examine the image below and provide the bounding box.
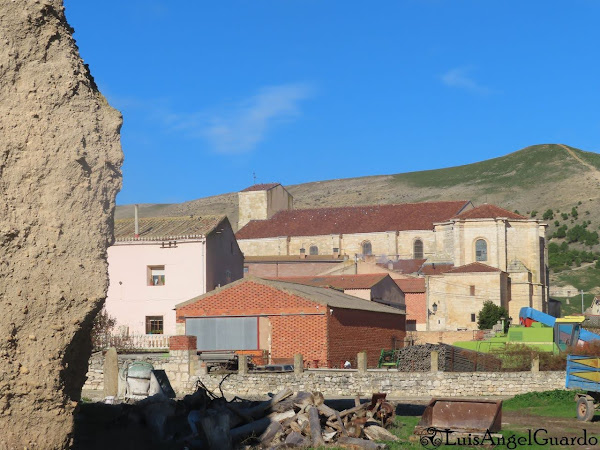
[233,389,400,449]
[74,382,401,449]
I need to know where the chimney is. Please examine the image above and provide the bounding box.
[388,260,394,271]
[333,247,339,259]
[299,248,306,259]
[134,204,139,238]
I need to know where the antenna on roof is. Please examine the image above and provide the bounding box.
[253,171,257,185]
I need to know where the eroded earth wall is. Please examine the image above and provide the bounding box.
[0,1,122,447]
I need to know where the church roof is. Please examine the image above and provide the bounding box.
[445,262,502,274]
[454,204,527,220]
[114,215,226,241]
[241,183,281,192]
[236,201,470,239]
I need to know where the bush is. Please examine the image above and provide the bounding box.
[530,210,538,218]
[572,207,578,219]
[561,213,568,220]
[91,308,132,351]
[542,209,554,220]
[477,301,508,331]
[554,220,560,227]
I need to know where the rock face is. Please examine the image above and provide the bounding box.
[0,1,122,447]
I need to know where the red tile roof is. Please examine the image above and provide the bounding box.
[394,278,426,293]
[267,274,390,290]
[236,201,470,239]
[419,263,455,276]
[454,204,527,220]
[445,262,502,274]
[241,183,281,192]
[377,259,426,274]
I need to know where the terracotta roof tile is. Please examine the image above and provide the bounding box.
[419,263,455,276]
[445,262,502,274]
[241,183,281,192]
[236,201,470,239]
[114,215,225,241]
[394,278,426,293]
[454,204,527,220]
[268,274,390,289]
[377,259,426,274]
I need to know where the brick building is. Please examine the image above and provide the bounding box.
[394,278,426,331]
[175,277,406,367]
[268,274,406,310]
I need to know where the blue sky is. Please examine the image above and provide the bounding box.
[63,0,600,205]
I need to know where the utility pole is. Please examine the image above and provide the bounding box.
[581,289,585,314]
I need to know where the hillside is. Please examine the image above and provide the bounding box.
[116,144,600,233]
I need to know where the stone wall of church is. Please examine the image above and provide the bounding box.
[427,272,507,331]
[238,190,268,229]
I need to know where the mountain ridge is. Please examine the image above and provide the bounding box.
[116,144,600,231]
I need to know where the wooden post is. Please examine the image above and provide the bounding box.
[294,353,303,375]
[238,354,248,375]
[357,351,367,373]
[430,350,439,372]
[531,355,540,372]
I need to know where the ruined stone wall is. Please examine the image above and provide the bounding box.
[0,1,122,447]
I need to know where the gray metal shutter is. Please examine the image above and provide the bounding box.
[186,317,258,350]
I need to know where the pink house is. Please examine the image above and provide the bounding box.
[105,214,243,339]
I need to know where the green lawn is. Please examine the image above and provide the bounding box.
[503,390,577,418]
[555,266,600,294]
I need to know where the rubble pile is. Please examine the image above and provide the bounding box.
[74,383,401,449]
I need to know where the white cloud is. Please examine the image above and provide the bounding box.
[174,83,314,154]
[441,66,492,95]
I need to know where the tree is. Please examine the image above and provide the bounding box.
[561,213,569,220]
[477,301,508,331]
[571,207,578,219]
[542,209,554,220]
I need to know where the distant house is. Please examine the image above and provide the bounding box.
[394,278,426,331]
[175,277,406,367]
[244,254,347,278]
[268,274,406,311]
[105,215,243,339]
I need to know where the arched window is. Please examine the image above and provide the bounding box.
[413,239,424,259]
[475,239,487,261]
[362,241,372,256]
[309,245,319,255]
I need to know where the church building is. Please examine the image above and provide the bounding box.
[235,184,549,331]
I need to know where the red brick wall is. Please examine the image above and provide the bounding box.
[405,292,426,327]
[176,281,322,322]
[169,335,197,350]
[327,309,406,368]
[271,315,328,364]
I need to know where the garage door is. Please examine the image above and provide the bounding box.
[185,317,258,351]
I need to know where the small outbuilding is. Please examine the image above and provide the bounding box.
[175,276,406,367]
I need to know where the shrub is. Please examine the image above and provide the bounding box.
[554,220,560,227]
[542,209,554,220]
[530,210,538,218]
[572,207,578,219]
[477,301,508,331]
[561,213,568,220]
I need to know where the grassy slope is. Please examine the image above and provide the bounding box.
[393,144,579,189]
[117,144,600,229]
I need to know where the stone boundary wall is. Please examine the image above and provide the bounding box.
[84,352,565,398]
[83,352,169,392]
[191,370,566,398]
